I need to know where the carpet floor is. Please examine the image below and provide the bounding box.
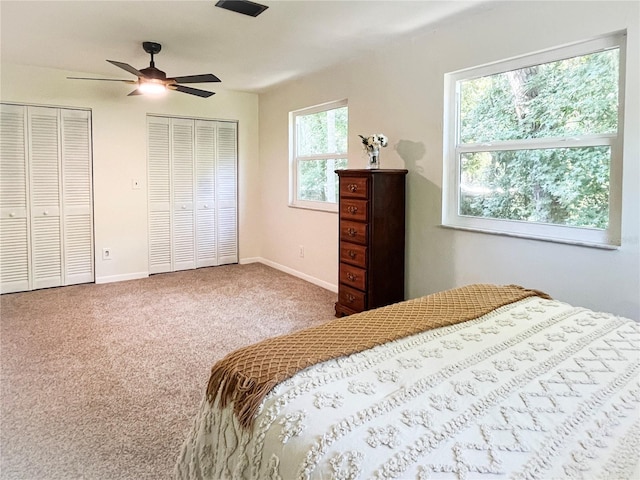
[0,263,336,479]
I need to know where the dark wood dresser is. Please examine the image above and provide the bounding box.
[335,169,408,317]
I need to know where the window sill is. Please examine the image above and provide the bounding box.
[439,224,620,250]
[288,202,338,214]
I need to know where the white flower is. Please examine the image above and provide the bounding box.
[359,133,388,152]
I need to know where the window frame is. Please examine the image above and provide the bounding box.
[289,99,348,212]
[442,32,626,249]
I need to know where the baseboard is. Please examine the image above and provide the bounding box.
[242,257,338,293]
[94,261,338,293]
[239,257,262,265]
[95,272,149,284]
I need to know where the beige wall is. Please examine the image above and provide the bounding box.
[1,64,261,283]
[258,1,640,319]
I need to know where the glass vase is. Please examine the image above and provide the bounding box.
[367,148,380,169]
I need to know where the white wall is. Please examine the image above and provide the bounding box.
[258,1,640,319]
[1,64,261,283]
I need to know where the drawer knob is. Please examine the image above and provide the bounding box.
[347,205,358,214]
[347,272,357,282]
[347,183,358,193]
[347,250,356,259]
[346,293,355,303]
[9,212,15,218]
[43,210,49,216]
[347,227,357,237]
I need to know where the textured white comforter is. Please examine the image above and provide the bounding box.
[176,296,640,480]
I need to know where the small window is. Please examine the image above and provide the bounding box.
[290,100,348,211]
[443,32,625,248]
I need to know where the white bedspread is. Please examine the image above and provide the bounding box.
[176,297,640,480]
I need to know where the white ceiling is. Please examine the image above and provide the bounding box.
[1,0,487,94]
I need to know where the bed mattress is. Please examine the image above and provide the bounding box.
[176,294,640,480]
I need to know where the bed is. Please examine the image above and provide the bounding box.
[176,284,640,480]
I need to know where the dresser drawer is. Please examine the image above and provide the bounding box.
[339,263,366,291]
[340,220,368,245]
[338,284,366,312]
[340,199,368,222]
[339,243,367,268]
[340,176,368,199]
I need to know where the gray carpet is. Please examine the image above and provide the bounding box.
[0,263,336,479]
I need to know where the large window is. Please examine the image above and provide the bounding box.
[290,100,348,211]
[443,32,625,248]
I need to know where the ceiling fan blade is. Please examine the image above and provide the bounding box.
[67,77,136,83]
[128,89,143,96]
[107,60,144,77]
[172,85,216,98]
[168,73,221,84]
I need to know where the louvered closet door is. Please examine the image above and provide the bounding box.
[216,122,238,265]
[147,116,237,275]
[171,118,196,271]
[0,104,30,293]
[61,109,94,285]
[28,106,62,290]
[147,117,172,274]
[195,120,217,268]
[1,104,93,293]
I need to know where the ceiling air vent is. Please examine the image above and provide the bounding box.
[215,0,268,17]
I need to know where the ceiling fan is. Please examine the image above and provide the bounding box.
[68,42,220,98]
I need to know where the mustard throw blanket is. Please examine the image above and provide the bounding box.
[206,284,550,429]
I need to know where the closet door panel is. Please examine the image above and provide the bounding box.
[148,211,171,273]
[64,214,93,284]
[0,104,30,293]
[173,211,195,271]
[61,109,94,285]
[195,120,216,267]
[148,117,172,274]
[31,215,62,289]
[216,122,238,265]
[28,107,62,289]
[196,208,216,267]
[172,119,195,271]
[217,208,237,264]
[0,217,29,293]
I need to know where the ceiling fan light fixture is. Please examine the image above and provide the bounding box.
[69,42,218,98]
[138,80,167,95]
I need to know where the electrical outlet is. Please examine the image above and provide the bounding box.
[298,245,304,258]
[102,248,112,260]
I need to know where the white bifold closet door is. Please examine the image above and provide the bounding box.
[147,115,237,275]
[0,104,94,294]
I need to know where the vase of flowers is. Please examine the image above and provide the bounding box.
[359,134,388,169]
